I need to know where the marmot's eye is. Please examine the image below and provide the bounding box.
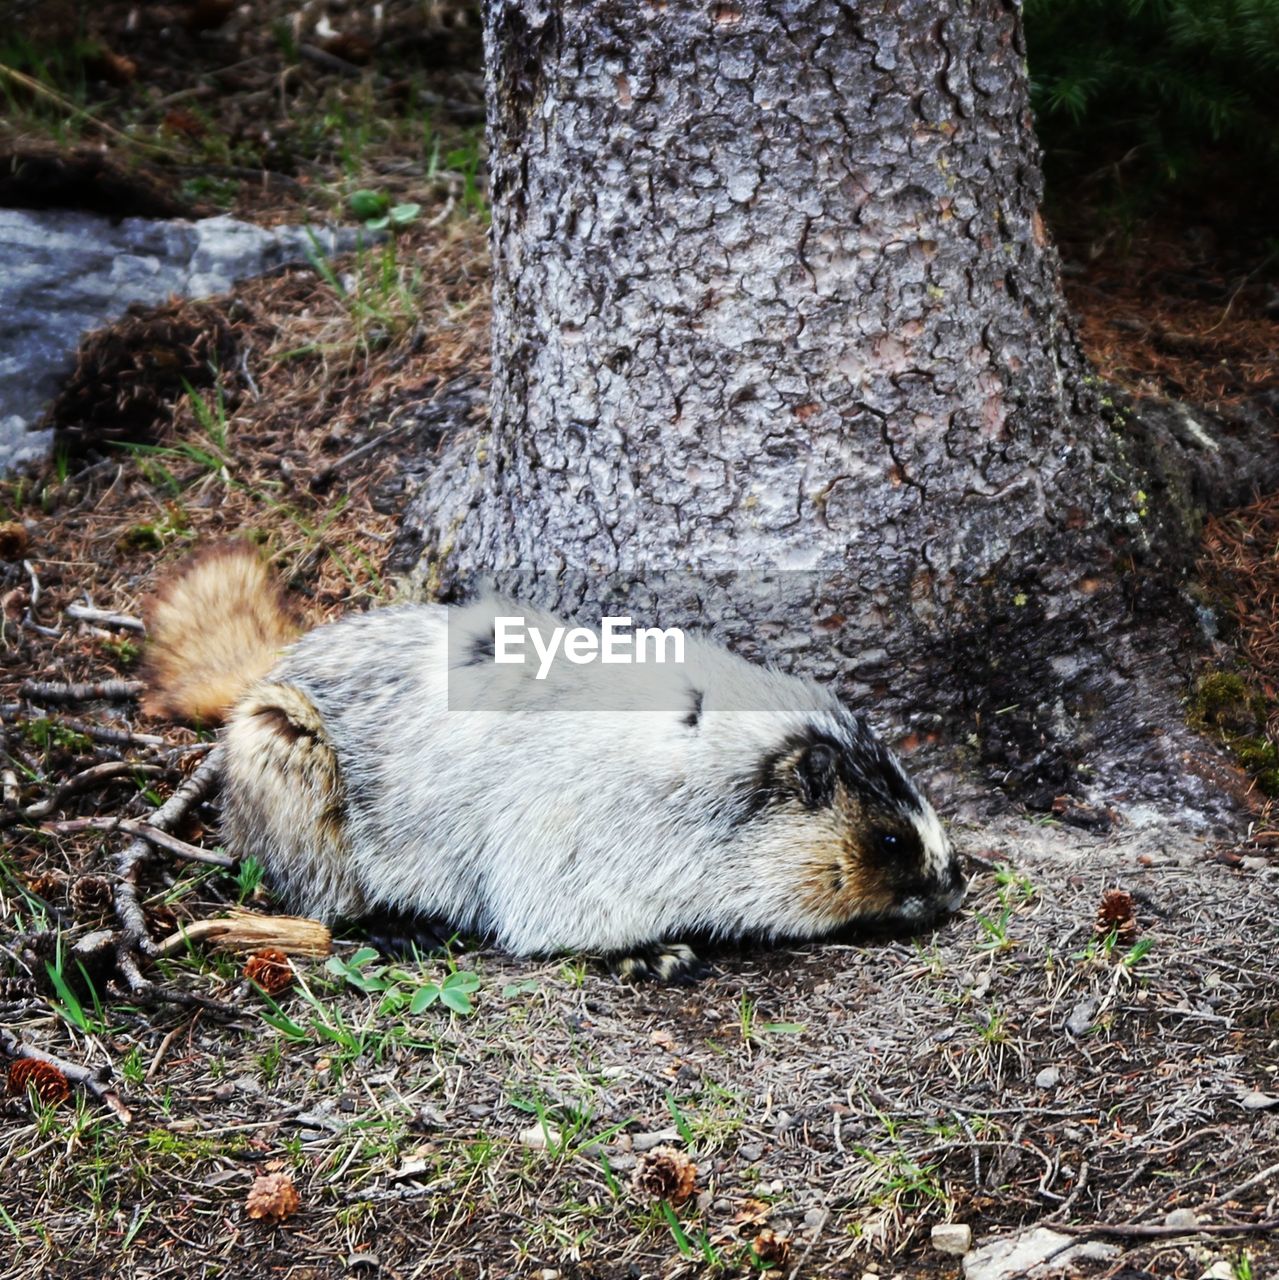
[877,832,902,858]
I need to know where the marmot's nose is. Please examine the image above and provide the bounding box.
[942,861,968,913]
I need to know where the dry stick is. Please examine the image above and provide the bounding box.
[112,947,241,1019]
[155,909,331,958]
[0,1026,132,1124]
[41,716,166,749]
[1201,1158,1279,1211]
[298,42,368,78]
[22,559,58,638]
[20,679,145,703]
[65,604,146,634]
[1058,1216,1279,1240]
[21,762,164,821]
[114,747,225,956]
[43,816,232,867]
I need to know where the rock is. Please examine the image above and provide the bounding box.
[631,1127,681,1151]
[1239,1091,1279,1110]
[1164,1208,1199,1229]
[1035,1066,1060,1089]
[1065,996,1098,1037]
[518,1123,562,1150]
[1199,1261,1236,1280]
[739,1143,764,1161]
[931,1223,972,1255]
[963,1227,1119,1280]
[0,209,368,473]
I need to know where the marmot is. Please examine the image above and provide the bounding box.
[144,546,966,979]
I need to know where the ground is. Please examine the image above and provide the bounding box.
[2,3,1279,1278]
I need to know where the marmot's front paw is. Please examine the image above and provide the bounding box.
[356,909,459,959]
[610,942,708,984]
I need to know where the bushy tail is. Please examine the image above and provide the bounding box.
[143,545,303,723]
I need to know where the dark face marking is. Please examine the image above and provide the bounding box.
[466,628,496,666]
[862,819,930,893]
[683,689,704,730]
[736,723,924,823]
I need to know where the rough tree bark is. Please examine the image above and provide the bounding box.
[400,0,1276,816]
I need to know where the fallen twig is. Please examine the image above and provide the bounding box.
[41,817,233,868]
[114,748,224,954]
[112,947,243,1019]
[42,716,166,749]
[299,42,368,78]
[20,679,145,703]
[22,761,164,820]
[1056,1215,1279,1240]
[65,604,146,634]
[22,559,59,638]
[156,908,331,958]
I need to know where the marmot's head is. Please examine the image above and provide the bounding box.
[739,716,966,939]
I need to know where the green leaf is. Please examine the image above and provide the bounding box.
[389,202,422,226]
[409,984,441,1014]
[347,189,389,219]
[440,983,475,1015]
[45,959,89,1033]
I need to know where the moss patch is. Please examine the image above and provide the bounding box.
[1188,669,1279,795]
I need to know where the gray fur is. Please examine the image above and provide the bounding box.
[219,599,966,958]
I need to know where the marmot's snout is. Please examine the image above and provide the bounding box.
[888,821,968,928]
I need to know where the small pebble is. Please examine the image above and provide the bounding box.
[739,1143,764,1161]
[1065,996,1097,1037]
[1164,1208,1198,1229]
[1035,1066,1060,1090]
[1240,1091,1279,1111]
[931,1222,972,1255]
[1200,1261,1237,1280]
[631,1128,681,1151]
[519,1123,562,1150]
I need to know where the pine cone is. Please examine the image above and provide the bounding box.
[751,1228,792,1266]
[630,1145,697,1203]
[69,875,114,917]
[245,1172,300,1223]
[1094,888,1137,945]
[244,949,294,995]
[0,521,28,560]
[8,1059,71,1106]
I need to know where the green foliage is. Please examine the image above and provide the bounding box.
[324,946,481,1016]
[1025,0,1279,201]
[1186,668,1279,795]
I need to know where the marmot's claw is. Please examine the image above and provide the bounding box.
[611,942,709,984]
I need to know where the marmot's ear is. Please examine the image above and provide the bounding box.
[795,742,838,808]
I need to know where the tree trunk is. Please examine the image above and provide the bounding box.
[401,0,1275,818]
